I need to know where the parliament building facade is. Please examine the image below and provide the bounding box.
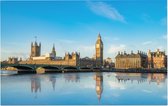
[20,33,104,67]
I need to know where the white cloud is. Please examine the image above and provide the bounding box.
[108,44,126,54]
[108,81,126,90]
[87,1,126,23]
[142,41,152,45]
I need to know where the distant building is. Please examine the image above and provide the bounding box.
[80,57,96,67]
[8,57,19,64]
[105,57,112,63]
[92,54,96,60]
[104,57,115,68]
[147,49,167,69]
[115,51,148,69]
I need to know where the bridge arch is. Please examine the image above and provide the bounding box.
[80,67,91,69]
[9,65,34,70]
[93,67,101,69]
[63,66,77,70]
[40,66,60,70]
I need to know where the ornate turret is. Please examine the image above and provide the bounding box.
[30,40,41,58]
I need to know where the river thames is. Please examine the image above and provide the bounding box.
[1,70,167,105]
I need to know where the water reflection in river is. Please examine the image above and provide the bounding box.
[1,71,167,105]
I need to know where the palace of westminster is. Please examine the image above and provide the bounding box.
[6,33,167,69]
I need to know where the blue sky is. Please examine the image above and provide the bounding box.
[1,0,167,61]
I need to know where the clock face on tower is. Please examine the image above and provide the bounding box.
[96,44,100,48]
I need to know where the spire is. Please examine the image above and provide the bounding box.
[163,49,166,54]
[96,32,103,45]
[39,42,41,47]
[98,32,101,39]
[35,42,37,46]
[31,42,33,46]
[52,44,56,58]
[34,36,37,46]
[52,44,55,51]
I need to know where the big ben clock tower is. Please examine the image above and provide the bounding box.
[95,33,103,67]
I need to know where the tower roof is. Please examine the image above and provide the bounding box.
[52,44,55,51]
[98,32,101,39]
[96,33,103,44]
[35,41,38,46]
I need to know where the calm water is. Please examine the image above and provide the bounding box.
[1,70,167,105]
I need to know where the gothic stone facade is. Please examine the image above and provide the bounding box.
[148,49,167,69]
[20,33,104,67]
[20,52,80,66]
[115,51,148,69]
[30,42,41,58]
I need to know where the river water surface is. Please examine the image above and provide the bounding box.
[1,70,167,105]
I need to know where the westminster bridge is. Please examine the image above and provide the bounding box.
[1,63,167,74]
[1,63,102,73]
